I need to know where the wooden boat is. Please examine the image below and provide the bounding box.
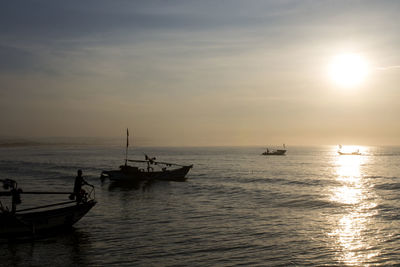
[101,156,193,183]
[0,178,96,239]
[262,144,287,156]
[101,129,193,183]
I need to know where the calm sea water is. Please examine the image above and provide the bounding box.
[1,145,400,266]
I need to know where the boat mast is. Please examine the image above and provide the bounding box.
[125,128,129,166]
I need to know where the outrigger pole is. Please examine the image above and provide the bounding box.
[128,159,187,167]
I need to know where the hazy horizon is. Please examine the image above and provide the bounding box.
[0,135,398,148]
[1,1,399,146]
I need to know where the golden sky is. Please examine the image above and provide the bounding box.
[1,1,399,146]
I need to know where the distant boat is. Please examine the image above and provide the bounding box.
[100,129,193,183]
[338,151,361,155]
[337,145,361,155]
[262,144,287,156]
[0,178,96,239]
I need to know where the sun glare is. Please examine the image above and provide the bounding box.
[328,53,369,88]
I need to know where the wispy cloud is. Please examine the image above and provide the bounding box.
[376,65,400,70]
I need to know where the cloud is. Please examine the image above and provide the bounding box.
[376,65,400,70]
[0,45,40,73]
[1,1,399,51]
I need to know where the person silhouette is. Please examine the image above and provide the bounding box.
[70,170,88,202]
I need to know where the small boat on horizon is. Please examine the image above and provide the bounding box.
[337,145,362,155]
[337,151,362,155]
[262,144,287,156]
[0,178,96,239]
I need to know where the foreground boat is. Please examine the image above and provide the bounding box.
[0,178,96,239]
[101,156,193,183]
[262,144,287,156]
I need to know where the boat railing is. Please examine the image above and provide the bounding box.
[16,200,77,213]
[1,179,96,214]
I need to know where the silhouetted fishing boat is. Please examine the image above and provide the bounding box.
[101,156,193,182]
[100,129,193,183]
[337,151,361,155]
[337,145,361,155]
[262,144,287,156]
[0,178,96,239]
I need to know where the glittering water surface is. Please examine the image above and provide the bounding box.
[1,145,400,266]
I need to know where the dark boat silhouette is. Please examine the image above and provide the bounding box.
[100,129,192,183]
[101,156,193,183]
[0,179,96,239]
[262,144,287,156]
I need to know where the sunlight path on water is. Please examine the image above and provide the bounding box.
[328,147,380,265]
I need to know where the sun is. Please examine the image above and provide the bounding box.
[328,53,369,88]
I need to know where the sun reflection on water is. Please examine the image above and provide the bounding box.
[328,146,379,265]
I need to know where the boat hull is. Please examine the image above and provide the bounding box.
[102,165,193,182]
[338,152,361,155]
[0,200,96,239]
[262,150,286,156]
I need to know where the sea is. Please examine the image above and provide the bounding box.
[1,145,400,266]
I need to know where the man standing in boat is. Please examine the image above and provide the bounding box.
[70,169,89,202]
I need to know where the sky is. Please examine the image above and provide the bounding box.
[1,0,400,146]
